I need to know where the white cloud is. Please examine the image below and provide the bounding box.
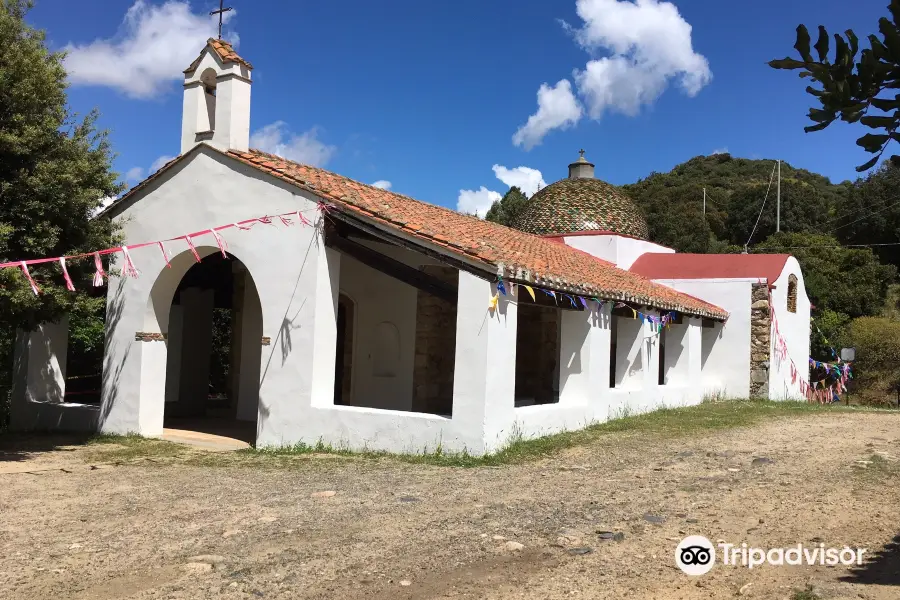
[457,164,545,217]
[492,165,546,197]
[457,187,502,218]
[63,1,236,99]
[710,147,728,155]
[250,122,336,167]
[513,0,710,146]
[512,80,583,150]
[124,166,145,182]
[150,155,175,171]
[372,180,392,190]
[571,0,711,119]
[92,196,118,218]
[122,153,176,184]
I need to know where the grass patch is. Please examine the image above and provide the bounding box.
[791,584,821,600]
[243,399,864,468]
[84,432,193,462]
[81,400,882,468]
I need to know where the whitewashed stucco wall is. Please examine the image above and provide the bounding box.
[16,145,718,454]
[561,234,674,269]
[338,254,418,411]
[768,258,811,400]
[655,279,754,399]
[101,146,326,442]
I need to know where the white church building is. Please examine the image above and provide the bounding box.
[10,40,811,454]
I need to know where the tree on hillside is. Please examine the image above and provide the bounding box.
[836,162,900,268]
[640,190,715,253]
[0,0,123,415]
[755,232,896,318]
[623,153,846,252]
[485,186,529,227]
[724,181,832,247]
[769,0,900,171]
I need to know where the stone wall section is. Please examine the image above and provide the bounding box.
[411,266,459,415]
[749,283,771,398]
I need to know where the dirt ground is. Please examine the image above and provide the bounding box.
[2,412,900,599]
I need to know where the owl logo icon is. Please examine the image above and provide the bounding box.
[676,536,716,575]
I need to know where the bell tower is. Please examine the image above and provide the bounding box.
[181,38,253,154]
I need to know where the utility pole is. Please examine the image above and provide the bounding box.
[703,187,706,216]
[776,159,781,233]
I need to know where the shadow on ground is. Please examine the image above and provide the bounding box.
[0,432,94,463]
[841,532,900,586]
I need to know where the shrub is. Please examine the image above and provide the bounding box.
[842,316,900,405]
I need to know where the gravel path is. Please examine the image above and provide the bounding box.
[2,412,900,599]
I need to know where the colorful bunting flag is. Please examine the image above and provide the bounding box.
[93,253,106,287]
[19,262,38,295]
[524,285,536,302]
[59,258,75,292]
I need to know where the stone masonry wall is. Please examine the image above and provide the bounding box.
[749,283,771,398]
[411,266,458,415]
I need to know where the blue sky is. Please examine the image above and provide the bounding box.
[29,0,888,215]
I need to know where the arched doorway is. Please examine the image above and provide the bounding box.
[156,251,262,443]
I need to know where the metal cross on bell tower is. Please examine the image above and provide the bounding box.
[210,0,233,40]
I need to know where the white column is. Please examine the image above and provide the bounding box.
[10,318,70,424]
[588,303,613,418]
[662,321,689,387]
[615,316,643,389]
[309,247,340,407]
[642,315,661,391]
[213,73,251,152]
[559,308,591,406]
[685,317,703,405]
[236,275,263,421]
[180,81,205,154]
[451,273,517,454]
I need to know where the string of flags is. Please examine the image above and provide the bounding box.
[0,205,326,295]
[488,283,850,404]
[489,275,679,333]
[812,321,841,361]
[769,293,852,404]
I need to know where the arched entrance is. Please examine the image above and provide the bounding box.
[144,248,262,443]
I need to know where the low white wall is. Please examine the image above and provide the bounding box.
[654,279,753,399]
[768,258,811,400]
[10,318,101,433]
[506,309,702,444]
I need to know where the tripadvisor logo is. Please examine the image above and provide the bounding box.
[676,536,716,575]
[675,536,868,575]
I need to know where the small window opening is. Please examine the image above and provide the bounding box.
[787,274,798,313]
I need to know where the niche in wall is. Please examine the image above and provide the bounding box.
[372,321,401,377]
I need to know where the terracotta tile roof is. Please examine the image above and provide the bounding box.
[512,177,649,239]
[223,148,727,320]
[630,253,791,284]
[184,38,252,74]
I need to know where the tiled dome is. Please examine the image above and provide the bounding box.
[511,152,649,240]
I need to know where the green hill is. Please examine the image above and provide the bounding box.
[622,153,850,252]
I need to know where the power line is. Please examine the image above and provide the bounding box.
[824,198,900,235]
[749,241,900,251]
[702,191,725,207]
[744,161,778,251]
